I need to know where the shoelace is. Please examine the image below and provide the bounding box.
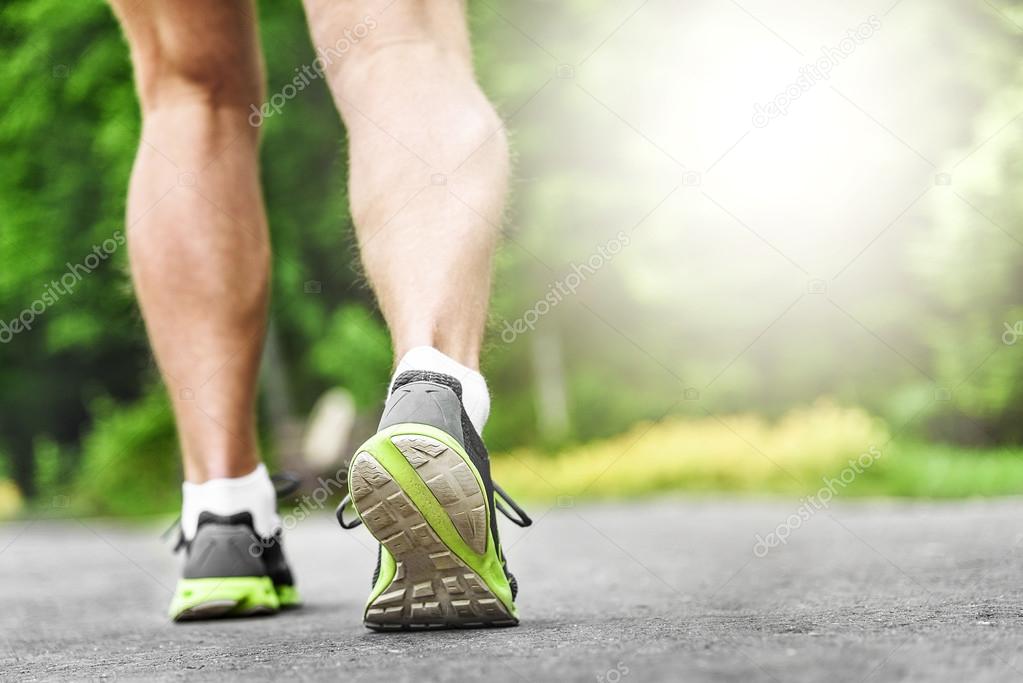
[161,472,302,551]
[335,481,532,530]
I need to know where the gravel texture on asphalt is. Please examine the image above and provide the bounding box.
[2,497,1022,681]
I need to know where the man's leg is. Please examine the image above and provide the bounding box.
[110,0,295,619]
[304,0,528,629]
[303,0,509,379]
[112,0,269,484]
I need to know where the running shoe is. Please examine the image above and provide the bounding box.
[337,370,531,630]
[167,479,300,621]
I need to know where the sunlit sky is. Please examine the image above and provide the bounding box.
[482,0,1017,406]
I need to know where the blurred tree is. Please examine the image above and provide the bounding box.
[0,1,148,495]
[0,1,381,502]
[0,0,1021,513]
[912,4,1023,443]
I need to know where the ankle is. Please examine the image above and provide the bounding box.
[394,337,480,371]
[185,459,262,484]
[180,463,280,540]
[391,346,490,433]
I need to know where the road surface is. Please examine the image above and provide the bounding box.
[2,498,1022,681]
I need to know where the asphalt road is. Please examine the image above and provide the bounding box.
[2,497,1023,682]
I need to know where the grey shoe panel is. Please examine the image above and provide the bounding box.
[378,381,465,446]
[183,524,265,579]
[376,374,503,568]
[365,370,522,609]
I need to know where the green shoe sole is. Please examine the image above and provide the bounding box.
[275,583,301,608]
[169,576,279,621]
[348,423,518,630]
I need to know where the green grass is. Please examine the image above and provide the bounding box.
[492,401,1023,501]
[846,442,1023,498]
[5,401,1023,521]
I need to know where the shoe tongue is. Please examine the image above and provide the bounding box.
[391,370,463,398]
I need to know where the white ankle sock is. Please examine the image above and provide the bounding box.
[391,346,490,434]
[181,464,280,541]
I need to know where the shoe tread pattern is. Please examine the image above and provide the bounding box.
[349,443,515,629]
[390,435,487,555]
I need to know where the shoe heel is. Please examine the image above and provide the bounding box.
[169,576,278,621]
[349,430,517,629]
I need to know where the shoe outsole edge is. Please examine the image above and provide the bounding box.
[349,424,518,630]
[169,576,280,621]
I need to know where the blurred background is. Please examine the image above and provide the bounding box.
[1,0,1021,520]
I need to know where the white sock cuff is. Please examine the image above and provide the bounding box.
[181,463,281,541]
[391,346,490,434]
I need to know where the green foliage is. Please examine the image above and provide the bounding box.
[1,0,1022,515]
[0,0,148,495]
[853,442,1023,498]
[309,305,393,409]
[31,438,65,495]
[493,404,1023,501]
[0,0,379,501]
[912,51,1023,443]
[73,386,179,517]
[494,400,891,498]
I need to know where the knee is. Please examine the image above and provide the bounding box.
[308,0,465,89]
[332,30,504,159]
[448,100,509,176]
[130,40,263,114]
[305,0,507,169]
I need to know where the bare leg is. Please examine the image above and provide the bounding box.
[110,0,269,482]
[302,0,509,370]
